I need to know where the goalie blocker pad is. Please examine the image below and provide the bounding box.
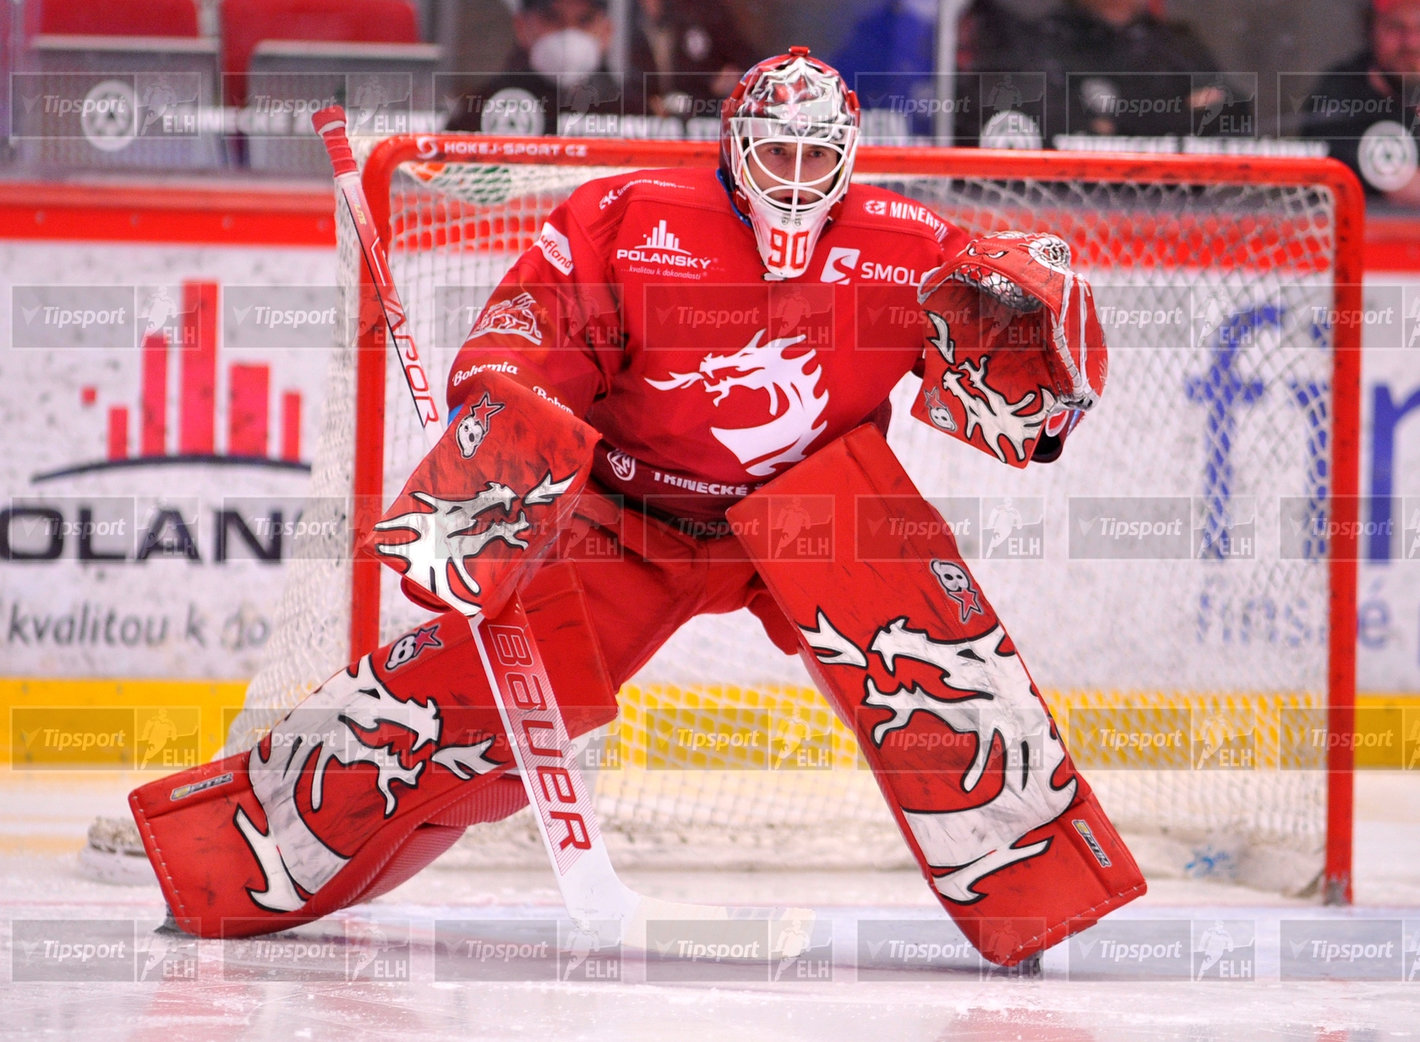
[372,370,598,619]
[129,564,616,938]
[729,425,1144,966]
[913,232,1107,469]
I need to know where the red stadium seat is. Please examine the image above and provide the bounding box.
[220,0,420,106]
[39,0,201,38]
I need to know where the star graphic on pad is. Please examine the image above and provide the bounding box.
[946,586,984,624]
[411,624,443,654]
[470,392,505,429]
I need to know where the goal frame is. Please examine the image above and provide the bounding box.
[346,136,1364,903]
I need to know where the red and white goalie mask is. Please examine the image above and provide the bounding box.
[721,47,860,279]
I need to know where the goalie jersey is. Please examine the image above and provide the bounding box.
[446,166,970,523]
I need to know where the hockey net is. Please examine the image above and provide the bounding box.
[231,137,1361,899]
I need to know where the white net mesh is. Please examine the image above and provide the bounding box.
[235,140,1354,895]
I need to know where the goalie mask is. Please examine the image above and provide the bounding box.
[721,47,860,279]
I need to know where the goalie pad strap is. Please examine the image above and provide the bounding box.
[729,425,1144,966]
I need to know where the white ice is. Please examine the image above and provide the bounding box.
[2,767,1417,1042]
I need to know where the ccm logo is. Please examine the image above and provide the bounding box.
[820,246,860,283]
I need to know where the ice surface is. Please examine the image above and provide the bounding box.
[2,768,1417,1042]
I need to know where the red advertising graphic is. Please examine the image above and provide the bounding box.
[41,278,308,478]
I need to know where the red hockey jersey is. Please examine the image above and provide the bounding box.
[446,166,970,523]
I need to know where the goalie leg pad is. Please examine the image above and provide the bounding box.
[728,424,1145,966]
[130,566,615,938]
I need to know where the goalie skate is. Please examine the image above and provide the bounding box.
[79,815,156,886]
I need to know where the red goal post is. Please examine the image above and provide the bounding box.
[281,135,1363,900]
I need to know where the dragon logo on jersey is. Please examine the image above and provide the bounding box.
[469,292,544,345]
[923,310,1056,464]
[644,329,828,476]
[800,610,1075,904]
[236,652,503,913]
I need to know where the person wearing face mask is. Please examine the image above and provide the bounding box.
[446,0,637,135]
[627,0,756,122]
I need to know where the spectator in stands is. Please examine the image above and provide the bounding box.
[1299,0,1420,205]
[446,0,635,136]
[628,0,756,125]
[828,0,936,139]
[1022,0,1247,147]
[828,0,1028,143]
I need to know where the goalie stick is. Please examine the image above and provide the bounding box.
[311,106,811,955]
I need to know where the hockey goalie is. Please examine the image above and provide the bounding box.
[128,47,1142,966]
